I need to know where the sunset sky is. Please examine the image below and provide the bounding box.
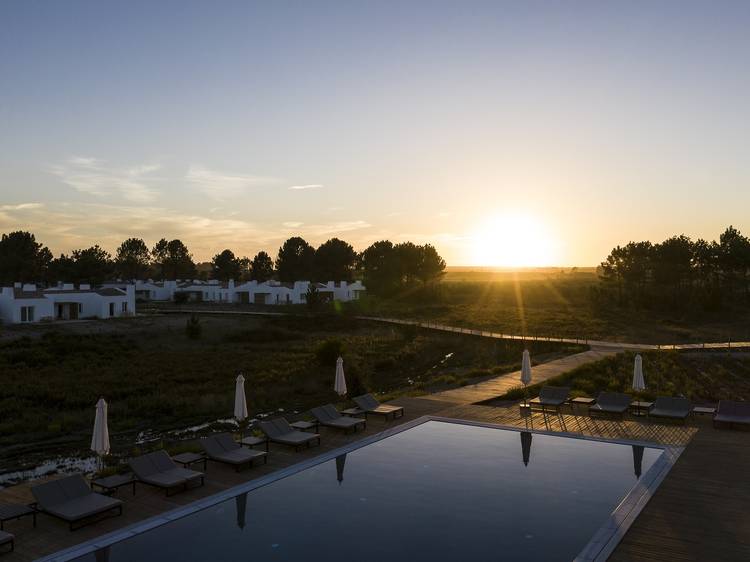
[1,1,749,266]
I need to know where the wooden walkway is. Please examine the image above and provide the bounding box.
[427,347,618,404]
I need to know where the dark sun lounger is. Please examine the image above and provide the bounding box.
[201,433,267,471]
[31,475,123,531]
[259,418,321,451]
[129,450,205,496]
[713,400,750,429]
[311,404,367,432]
[529,386,570,413]
[352,394,404,420]
[648,397,692,424]
[589,392,632,419]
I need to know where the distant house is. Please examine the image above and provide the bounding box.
[101,280,177,301]
[0,283,136,324]
[95,278,366,307]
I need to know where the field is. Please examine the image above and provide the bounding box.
[496,350,750,404]
[0,314,583,469]
[347,268,750,345]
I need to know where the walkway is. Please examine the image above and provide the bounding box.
[356,315,750,351]
[427,347,618,404]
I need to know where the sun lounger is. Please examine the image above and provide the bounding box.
[0,530,13,553]
[713,400,750,428]
[589,392,632,419]
[259,418,321,451]
[201,433,267,471]
[529,386,570,413]
[310,404,367,433]
[31,475,123,531]
[352,394,404,420]
[648,397,692,424]
[129,450,205,496]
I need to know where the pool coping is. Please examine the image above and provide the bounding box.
[39,415,683,562]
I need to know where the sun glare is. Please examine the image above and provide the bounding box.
[469,214,557,267]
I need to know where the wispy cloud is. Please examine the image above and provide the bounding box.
[50,157,161,202]
[186,165,279,200]
[283,221,304,228]
[0,203,43,211]
[288,184,323,191]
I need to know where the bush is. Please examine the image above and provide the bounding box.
[185,314,202,339]
[174,292,189,305]
[315,338,344,366]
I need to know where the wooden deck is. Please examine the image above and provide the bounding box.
[1,397,748,561]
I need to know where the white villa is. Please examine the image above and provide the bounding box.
[103,278,366,305]
[0,283,136,324]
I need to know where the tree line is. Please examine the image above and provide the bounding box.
[597,225,750,310]
[0,231,446,293]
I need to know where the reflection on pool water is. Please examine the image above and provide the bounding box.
[70,421,664,562]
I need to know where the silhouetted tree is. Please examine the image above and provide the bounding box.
[250,251,274,282]
[276,237,315,282]
[152,239,196,279]
[115,238,151,280]
[70,245,113,284]
[361,240,400,295]
[211,249,241,281]
[315,238,357,281]
[416,244,446,285]
[0,231,52,283]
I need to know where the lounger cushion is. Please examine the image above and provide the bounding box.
[715,400,750,424]
[650,397,692,419]
[323,417,364,429]
[43,494,122,522]
[273,431,319,445]
[211,448,266,465]
[538,386,570,406]
[32,480,69,508]
[591,392,631,413]
[0,531,12,546]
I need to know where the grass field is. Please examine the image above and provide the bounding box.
[0,314,583,463]
[347,268,750,345]
[496,350,750,404]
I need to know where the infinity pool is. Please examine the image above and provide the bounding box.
[59,419,670,562]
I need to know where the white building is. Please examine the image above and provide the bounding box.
[99,278,366,306]
[101,280,177,301]
[0,283,136,324]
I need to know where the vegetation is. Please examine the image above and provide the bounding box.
[598,226,750,311]
[0,230,446,287]
[0,315,581,451]
[497,350,750,404]
[346,268,750,344]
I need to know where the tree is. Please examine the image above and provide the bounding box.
[314,238,357,281]
[416,244,446,285]
[394,242,422,285]
[360,240,400,295]
[115,238,151,280]
[250,251,274,282]
[652,235,693,297]
[211,249,241,281]
[151,239,196,279]
[0,231,52,284]
[237,256,252,281]
[717,226,750,297]
[276,237,315,282]
[70,245,113,284]
[46,254,76,283]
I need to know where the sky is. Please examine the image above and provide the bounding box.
[1,0,749,266]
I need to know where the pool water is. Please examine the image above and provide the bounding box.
[70,421,663,562]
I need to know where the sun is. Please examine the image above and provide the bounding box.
[469,214,557,267]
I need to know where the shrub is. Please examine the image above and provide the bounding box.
[174,292,189,305]
[185,314,202,339]
[315,338,344,366]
